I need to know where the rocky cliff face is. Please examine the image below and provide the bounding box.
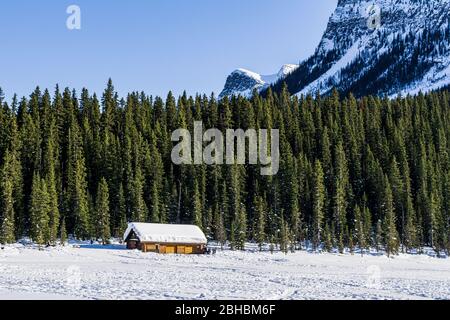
[219,65,298,98]
[221,0,450,98]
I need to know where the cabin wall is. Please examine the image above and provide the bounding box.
[139,242,205,254]
[124,227,207,254]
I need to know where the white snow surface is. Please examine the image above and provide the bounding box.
[234,69,265,85]
[223,64,299,98]
[0,242,449,300]
[123,223,207,244]
[298,0,450,96]
[298,38,365,96]
[234,64,299,87]
[395,59,450,97]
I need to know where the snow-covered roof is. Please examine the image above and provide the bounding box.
[123,223,207,245]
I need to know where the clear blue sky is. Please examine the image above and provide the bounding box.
[0,0,337,100]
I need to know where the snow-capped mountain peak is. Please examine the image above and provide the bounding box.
[219,64,299,98]
[221,0,450,98]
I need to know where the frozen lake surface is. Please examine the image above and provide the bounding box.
[0,243,449,300]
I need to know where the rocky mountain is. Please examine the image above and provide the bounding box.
[219,64,298,98]
[221,0,450,98]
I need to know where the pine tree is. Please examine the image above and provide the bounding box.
[279,215,290,255]
[148,131,165,223]
[269,235,275,254]
[382,177,400,257]
[44,135,60,245]
[0,173,15,244]
[444,171,450,254]
[312,160,326,251]
[67,117,90,239]
[354,205,366,256]
[60,218,67,246]
[30,173,50,246]
[375,220,383,252]
[333,141,349,253]
[4,113,24,241]
[429,190,444,255]
[192,179,203,229]
[150,182,161,223]
[403,183,417,253]
[130,168,148,222]
[286,152,301,244]
[0,180,15,245]
[323,223,333,253]
[254,195,266,251]
[232,206,247,251]
[95,178,111,244]
[363,205,372,251]
[214,211,226,249]
[0,151,17,244]
[348,228,355,255]
[116,184,127,238]
[225,163,243,248]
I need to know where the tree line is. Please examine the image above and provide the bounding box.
[0,81,449,256]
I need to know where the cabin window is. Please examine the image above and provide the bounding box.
[177,246,186,254]
[166,246,175,254]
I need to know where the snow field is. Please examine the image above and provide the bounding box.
[0,243,449,300]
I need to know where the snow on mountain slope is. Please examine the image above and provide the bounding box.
[290,0,450,97]
[299,36,365,96]
[396,57,450,97]
[222,0,450,98]
[219,64,298,98]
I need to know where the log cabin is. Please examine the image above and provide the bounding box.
[123,223,207,254]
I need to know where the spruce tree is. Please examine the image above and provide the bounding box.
[116,184,127,238]
[192,179,203,229]
[5,114,23,240]
[30,173,50,246]
[279,215,290,255]
[323,223,333,253]
[348,228,354,255]
[60,217,67,246]
[0,169,15,244]
[375,220,383,253]
[232,206,247,251]
[382,177,400,257]
[67,118,90,239]
[312,160,326,251]
[363,205,372,251]
[354,205,366,256]
[254,195,266,251]
[269,235,275,254]
[214,211,226,249]
[130,168,148,222]
[45,136,60,245]
[95,178,111,245]
[429,190,444,255]
[333,141,349,253]
[150,183,161,223]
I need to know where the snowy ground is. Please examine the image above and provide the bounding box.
[0,242,449,300]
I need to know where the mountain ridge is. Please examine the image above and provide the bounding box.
[219,64,298,98]
[220,0,450,98]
